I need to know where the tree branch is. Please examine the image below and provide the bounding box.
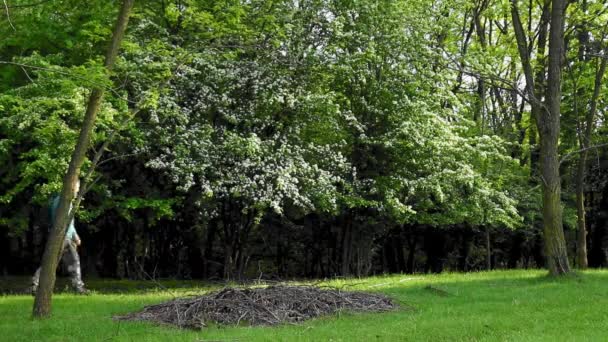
[0,60,139,104]
[3,0,16,31]
[6,0,53,9]
[560,143,608,166]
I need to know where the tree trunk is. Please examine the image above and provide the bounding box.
[340,220,352,276]
[223,243,234,280]
[541,0,571,275]
[406,231,417,274]
[202,221,217,278]
[458,227,471,272]
[575,58,606,269]
[512,0,571,275]
[485,227,492,270]
[424,228,446,273]
[508,231,524,268]
[395,233,406,273]
[383,238,397,273]
[575,169,588,269]
[530,1,550,173]
[589,188,607,267]
[33,0,135,318]
[510,0,549,172]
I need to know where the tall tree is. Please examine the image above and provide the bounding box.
[510,0,571,275]
[32,0,135,318]
[541,0,571,275]
[574,56,607,269]
[564,0,608,268]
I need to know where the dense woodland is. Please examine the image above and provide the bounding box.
[1,0,608,282]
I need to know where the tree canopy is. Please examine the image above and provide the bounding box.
[2,0,608,281]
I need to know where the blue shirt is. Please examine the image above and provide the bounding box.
[49,195,77,241]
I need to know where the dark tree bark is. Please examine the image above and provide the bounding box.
[485,227,492,270]
[511,0,571,275]
[383,239,397,273]
[395,232,407,273]
[406,227,417,274]
[530,1,551,172]
[458,227,471,271]
[203,222,217,278]
[340,218,352,276]
[472,1,488,126]
[508,231,524,268]
[589,191,607,267]
[424,228,446,273]
[223,242,234,280]
[575,57,607,269]
[511,0,549,170]
[32,0,135,318]
[219,199,257,280]
[540,0,571,275]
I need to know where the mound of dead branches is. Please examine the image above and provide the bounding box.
[115,285,397,329]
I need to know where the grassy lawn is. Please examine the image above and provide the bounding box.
[1,270,607,341]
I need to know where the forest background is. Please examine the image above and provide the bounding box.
[1,0,608,283]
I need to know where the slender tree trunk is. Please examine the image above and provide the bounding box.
[541,0,570,275]
[458,227,471,272]
[383,238,397,273]
[395,232,406,273]
[510,0,549,171]
[473,4,487,127]
[223,243,233,280]
[202,221,217,278]
[589,189,608,267]
[575,58,606,269]
[404,226,417,274]
[406,234,417,274]
[531,2,550,173]
[485,227,492,270]
[575,164,588,268]
[32,0,135,318]
[341,219,352,276]
[508,231,524,268]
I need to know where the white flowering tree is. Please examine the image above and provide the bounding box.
[137,0,525,277]
[144,49,348,278]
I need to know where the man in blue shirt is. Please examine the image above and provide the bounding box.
[31,180,88,294]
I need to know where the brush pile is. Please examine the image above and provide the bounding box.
[115,285,397,329]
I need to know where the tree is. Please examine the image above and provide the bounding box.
[540,0,571,275]
[561,0,608,268]
[32,0,134,318]
[510,0,571,275]
[573,58,606,268]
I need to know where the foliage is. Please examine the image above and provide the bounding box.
[2,0,608,278]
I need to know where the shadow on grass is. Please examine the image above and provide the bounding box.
[3,269,606,296]
[105,270,608,335]
[377,269,608,302]
[3,269,607,342]
[0,276,220,295]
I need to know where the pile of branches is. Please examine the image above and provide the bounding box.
[115,285,397,329]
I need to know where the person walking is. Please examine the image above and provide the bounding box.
[31,181,89,294]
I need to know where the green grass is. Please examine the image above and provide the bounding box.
[1,270,608,341]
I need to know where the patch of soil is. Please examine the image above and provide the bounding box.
[115,285,397,329]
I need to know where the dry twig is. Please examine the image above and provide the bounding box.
[115,285,397,330]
